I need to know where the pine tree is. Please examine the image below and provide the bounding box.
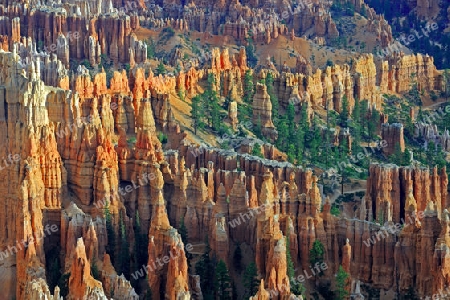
[251,143,263,158]
[91,262,101,280]
[286,227,305,295]
[392,143,405,166]
[243,262,259,298]
[195,237,215,299]
[309,119,322,163]
[191,95,205,134]
[145,288,153,300]
[360,100,369,140]
[335,265,349,300]
[245,35,258,68]
[47,248,62,291]
[300,102,309,132]
[295,126,305,163]
[204,74,221,130]
[134,211,148,270]
[351,97,362,153]
[119,211,130,278]
[215,260,232,300]
[254,115,263,139]
[286,103,296,142]
[156,61,166,75]
[243,70,254,104]
[233,243,242,272]
[179,217,192,269]
[57,273,71,298]
[287,144,296,164]
[309,240,325,277]
[368,109,380,140]
[105,201,116,265]
[340,95,350,127]
[309,240,325,272]
[276,118,289,151]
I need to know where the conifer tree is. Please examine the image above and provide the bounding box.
[339,95,350,127]
[335,265,349,300]
[286,227,305,295]
[245,34,258,67]
[233,243,242,272]
[351,97,362,153]
[178,217,192,269]
[134,211,148,269]
[119,212,130,278]
[309,240,325,272]
[254,115,263,139]
[195,237,215,299]
[368,109,380,140]
[243,70,254,104]
[191,95,205,134]
[105,201,116,265]
[204,74,221,130]
[276,118,289,150]
[215,260,232,300]
[156,61,166,76]
[243,262,259,298]
[286,103,296,142]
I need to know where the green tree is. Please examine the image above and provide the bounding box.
[134,211,148,268]
[156,61,166,76]
[215,260,232,300]
[146,39,156,59]
[47,247,62,292]
[339,95,350,127]
[179,217,192,269]
[276,118,289,150]
[401,286,420,300]
[309,238,326,287]
[286,227,305,295]
[295,125,305,163]
[335,265,349,300]
[287,144,296,163]
[309,119,322,163]
[245,34,258,67]
[119,212,130,278]
[233,243,242,272]
[243,262,259,298]
[105,201,116,265]
[146,287,153,300]
[309,240,325,272]
[391,143,405,166]
[368,109,380,140]
[243,70,254,104]
[351,98,362,153]
[191,95,205,134]
[251,143,264,158]
[254,115,262,139]
[286,103,296,141]
[57,273,71,298]
[195,237,215,299]
[91,262,101,280]
[203,73,221,130]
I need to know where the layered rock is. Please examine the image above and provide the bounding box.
[68,238,106,300]
[252,82,278,142]
[381,123,405,155]
[414,121,450,152]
